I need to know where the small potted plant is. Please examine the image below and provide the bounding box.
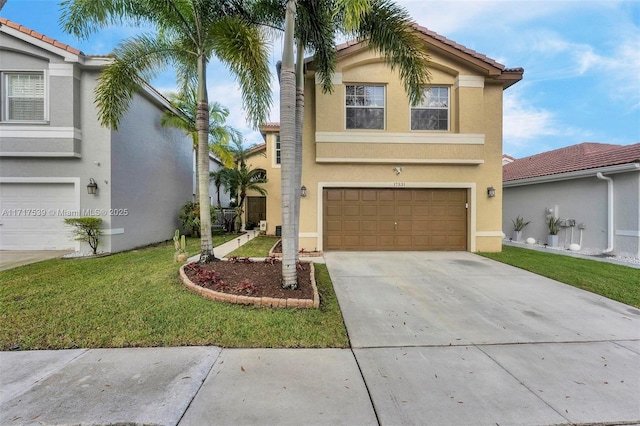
[547,216,561,247]
[511,216,530,242]
[173,229,188,263]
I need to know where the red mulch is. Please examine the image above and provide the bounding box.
[183,259,313,299]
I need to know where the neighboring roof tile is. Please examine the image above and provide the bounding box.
[0,17,84,56]
[503,142,640,182]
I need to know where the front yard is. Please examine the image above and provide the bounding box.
[0,237,348,351]
[479,245,640,308]
[2,239,637,351]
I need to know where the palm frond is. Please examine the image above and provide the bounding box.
[207,16,272,128]
[358,0,431,105]
[94,34,180,129]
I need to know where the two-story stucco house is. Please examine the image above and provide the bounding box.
[0,18,193,253]
[244,25,523,253]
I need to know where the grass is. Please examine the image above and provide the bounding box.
[225,236,280,258]
[0,237,349,350]
[479,245,640,308]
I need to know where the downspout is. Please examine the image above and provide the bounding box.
[596,172,614,254]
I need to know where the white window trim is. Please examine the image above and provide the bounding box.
[2,70,49,123]
[344,84,386,131]
[410,86,450,132]
[272,134,281,168]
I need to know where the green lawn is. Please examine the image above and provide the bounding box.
[479,245,640,308]
[225,236,280,258]
[0,237,348,350]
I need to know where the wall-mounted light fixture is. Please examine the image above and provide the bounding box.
[300,185,307,198]
[487,186,496,198]
[87,178,98,195]
[394,166,403,175]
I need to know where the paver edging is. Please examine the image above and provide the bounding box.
[178,259,319,309]
[268,239,324,258]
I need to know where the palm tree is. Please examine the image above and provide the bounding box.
[224,164,268,231]
[209,169,229,209]
[252,0,431,288]
[60,0,272,263]
[161,87,240,199]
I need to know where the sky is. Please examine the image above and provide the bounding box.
[1,0,639,158]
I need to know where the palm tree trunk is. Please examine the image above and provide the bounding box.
[196,54,215,262]
[280,0,298,289]
[193,135,200,201]
[293,43,304,262]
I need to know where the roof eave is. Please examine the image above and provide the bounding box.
[503,162,640,187]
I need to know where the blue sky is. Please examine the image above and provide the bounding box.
[2,0,639,157]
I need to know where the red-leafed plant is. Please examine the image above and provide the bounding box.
[235,279,257,295]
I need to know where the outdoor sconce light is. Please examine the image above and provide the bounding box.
[487,186,496,198]
[87,178,98,195]
[300,185,307,198]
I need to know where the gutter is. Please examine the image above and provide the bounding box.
[596,172,614,254]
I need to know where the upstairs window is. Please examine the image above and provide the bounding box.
[411,86,449,131]
[4,72,45,121]
[345,85,385,130]
[275,134,281,165]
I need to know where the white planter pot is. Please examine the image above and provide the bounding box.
[512,231,523,242]
[547,235,559,247]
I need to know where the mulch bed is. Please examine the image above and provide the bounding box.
[183,259,313,300]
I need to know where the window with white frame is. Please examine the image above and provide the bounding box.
[411,86,449,131]
[345,85,385,130]
[274,134,281,165]
[4,72,46,121]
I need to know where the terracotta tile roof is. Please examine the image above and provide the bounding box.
[334,24,523,75]
[412,24,507,71]
[503,142,640,182]
[0,17,83,56]
[260,122,280,129]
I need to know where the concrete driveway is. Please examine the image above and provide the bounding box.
[325,251,640,425]
[0,250,72,271]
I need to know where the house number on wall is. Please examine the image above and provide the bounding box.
[393,182,406,187]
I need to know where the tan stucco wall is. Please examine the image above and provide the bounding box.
[250,42,512,252]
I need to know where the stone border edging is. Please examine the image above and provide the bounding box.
[179,260,320,309]
[268,239,323,258]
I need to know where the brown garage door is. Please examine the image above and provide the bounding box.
[323,188,467,251]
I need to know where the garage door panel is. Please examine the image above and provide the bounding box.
[395,235,412,246]
[361,235,377,247]
[361,220,377,232]
[326,189,343,201]
[361,205,377,216]
[396,205,412,216]
[379,221,395,231]
[396,190,412,201]
[326,220,343,231]
[323,188,467,251]
[344,205,360,216]
[343,220,360,231]
[361,190,378,201]
[396,220,411,231]
[378,205,394,216]
[378,191,395,202]
[412,220,430,232]
[344,190,360,201]
[326,205,342,216]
